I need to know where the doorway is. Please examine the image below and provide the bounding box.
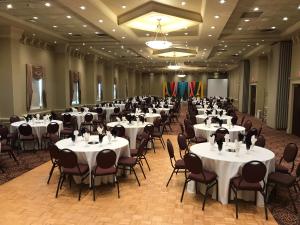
[292,84,300,137]
[250,85,256,116]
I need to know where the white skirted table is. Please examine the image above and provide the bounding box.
[188,142,275,206]
[62,112,98,129]
[10,120,63,144]
[193,123,245,141]
[197,108,225,115]
[130,113,161,123]
[106,121,151,149]
[196,115,232,124]
[115,103,126,112]
[55,135,130,186]
[102,107,115,121]
[152,108,170,115]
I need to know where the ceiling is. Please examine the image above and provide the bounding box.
[0,0,299,72]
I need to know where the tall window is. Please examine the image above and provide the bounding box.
[30,79,43,110]
[97,82,102,101]
[113,83,117,99]
[72,81,80,105]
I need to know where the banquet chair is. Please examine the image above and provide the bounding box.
[9,115,20,124]
[55,149,89,201]
[177,133,189,159]
[247,127,258,138]
[239,115,246,126]
[180,153,218,211]
[117,139,148,186]
[60,115,77,138]
[166,139,186,187]
[18,123,39,151]
[215,127,229,142]
[138,124,155,153]
[228,161,268,219]
[130,136,151,171]
[161,113,172,133]
[112,125,126,137]
[152,118,166,149]
[255,135,266,148]
[243,120,252,134]
[257,125,263,137]
[80,113,94,132]
[266,163,300,213]
[185,123,207,145]
[275,143,298,174]
[179,123,185,134]
[92,149,119,200]
[0,125,18,164]
[95,107,106,122]
[47,144,60,184]
[42,122,59,149]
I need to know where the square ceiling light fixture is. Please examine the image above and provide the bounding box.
[118,1,202,33]
[153,48,197,57]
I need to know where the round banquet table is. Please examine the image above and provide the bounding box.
[10,120,63,144]
[102,107,115,121]
[197,108,225,115]
[153,108,170,115]
[55,135,130,186]
[188,142,275,206]
[62,112,98,129]
[115,103,125,112]
[130,113,161,123]
[106,121,151,149]
[194,123,245,141]
[196,115,232,124]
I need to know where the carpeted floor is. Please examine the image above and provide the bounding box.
[0,102,299,225]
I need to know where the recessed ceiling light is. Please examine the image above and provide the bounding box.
[54,41,57,44]
[108,50,112,53]
[98,19,103,23]
[102,47,105,50]
[204,48,207,51]
[76,48,79,51]
[244,19,250,22]
[146,33,150,36]
[283,17,288,21]
[247,44,251,47]
[33,16,38,20]
[52,25,57,28]
[253,7,259,11]
[211,26,215,29]
[224,45,228,47]
[271,26,276,29]
[66,15,72,19]
[184,32,188,35]
[80,6,86,10]
[214,15,220,19]
[32,33,36,36]
[165,33,169,36]
[6,4,13,9]
[82,24,87,28]
[68,32,72,35]
[122,5,126,9]
[82,43,85,46]
[219,0,226,4]
[45,2,51,7]
[256,43,259,46]
[262,39,265,42]
[112,29,116,32]
[298,5,300,10]
[95,31,100,34]
[122,36,126,39]
[90,46,93,49]
[121,45,124,49]
[208,34,212,37]
[238,27,242,31]
[181,1,186,6]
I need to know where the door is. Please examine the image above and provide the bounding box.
[292,84,300,137]
[250,85,256,116]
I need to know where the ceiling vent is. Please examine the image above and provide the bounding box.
[95,33,108,37]
[260,28,276,32]
[217,49,227,52]
[240,11,263,18]
[70,34,82,37]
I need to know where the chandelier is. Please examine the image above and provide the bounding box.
[145,19,172,49]
[176,69,186,77]
[167,52,181,70]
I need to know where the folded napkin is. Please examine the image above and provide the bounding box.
[116,117,121,122]
[209,135,215,144]
[72,107,78,112]
[251,135,257,145]
[122,116,126,121]
[97,127,103,134]
[224,134,230,143]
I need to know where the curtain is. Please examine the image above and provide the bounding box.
[178,81,188,99]
[69,71,74,105]
[26,64,46,111]
[69,70,80,105]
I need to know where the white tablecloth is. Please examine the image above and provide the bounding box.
[194,124,245,141]
[196,115,232,124]
[130,113,161,123]
[197,108,225,115]
[55,135,130,186]
[10,120,63,143]
[153,108,170,115]
[188,142,275,206]
[102,107,116,121]
[107,121,151,149]
[62,112,98,129]
[115,103,125,111]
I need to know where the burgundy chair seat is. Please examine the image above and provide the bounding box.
[1,144,12,152]
[268,172,296,186]
[94,166,117,176]
[62,164,89,175]
[275,164,289,174]
[175,159,185,169]
[118,156,137,166]
[231,176,262,191]
[188,170,217,184]
[130,148,138,156]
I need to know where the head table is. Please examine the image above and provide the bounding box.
[194,123,245,142]
[188,142,275,206]
[55,135,129,186]
[106,121,152,149]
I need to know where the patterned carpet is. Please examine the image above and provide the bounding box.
[0,102,299,225]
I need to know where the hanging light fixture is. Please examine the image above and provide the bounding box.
[145,19,172,49]
[176,69,186,77]
[167,52,181,70]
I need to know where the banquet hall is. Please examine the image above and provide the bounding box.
[0,0,300,225]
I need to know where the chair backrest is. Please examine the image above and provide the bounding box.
[177,133,188,151]
[84,113,93,122]
[136,138,148,157]
[152,108,156,113]
[96,107,103,114]
[47,122,59,134]
[184,153,203,174]
[240,115,246,126]
[185,123,195,139]
[18,123,33,136]
[257,125,263,136]
[255,135,266,147]
[0,125,9,140]
[58,149,78,169]
[144,124,154,135]
[189,114,197,125]
[49,144,60,161]
[242,161,266,183]
[166,139,175,159]
[10,115,20,123]
[63,113,72,123]
[244,120,252,132]
[215,127,229,142]
[179,123,185,134]
[114,107,120,113]
[296,163,300,178]
[282,143,298,163]
[113,125,125,137]
[153,117,161,127]
[247,127,258,137]
[96,149,116,169]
